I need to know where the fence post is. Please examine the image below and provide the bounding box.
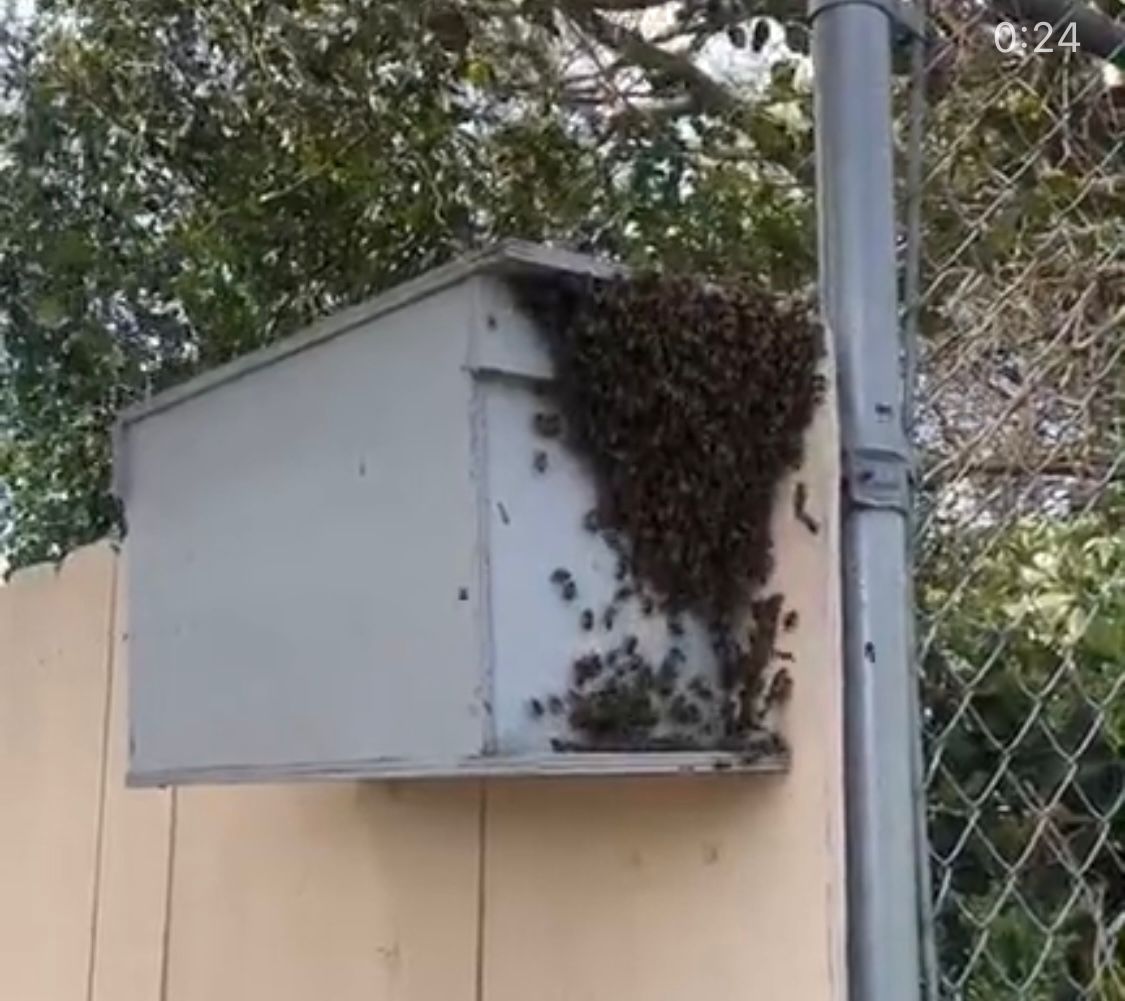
[808,5,922,1000]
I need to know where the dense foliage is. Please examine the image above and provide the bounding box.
[922,494,1125,998]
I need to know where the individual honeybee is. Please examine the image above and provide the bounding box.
[533,412,563,439]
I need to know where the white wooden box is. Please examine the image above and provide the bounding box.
[116,242,834,785]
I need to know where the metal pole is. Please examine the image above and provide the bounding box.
[809,5,922,1001]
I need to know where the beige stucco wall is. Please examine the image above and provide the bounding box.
[0,405,844,1001]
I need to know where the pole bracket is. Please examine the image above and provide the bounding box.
[844,446,914,513]
[808,0,926,37]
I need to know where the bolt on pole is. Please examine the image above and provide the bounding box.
[809,3,923,1000]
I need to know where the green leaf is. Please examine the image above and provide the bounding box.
[32,295,69,330]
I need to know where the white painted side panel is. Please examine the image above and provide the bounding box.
[123,287,484,779]
[482,373,608,753]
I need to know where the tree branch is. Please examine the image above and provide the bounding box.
[940,458,1125,480]
[587,0,682,8]
[555,0,741,112]
[603,93,698,129]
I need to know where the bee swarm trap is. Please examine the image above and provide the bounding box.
[115,242,833,785]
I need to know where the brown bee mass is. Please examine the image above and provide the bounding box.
[517,270,823,754]
[521,271,822,616]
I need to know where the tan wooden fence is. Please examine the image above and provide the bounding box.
[1,504,845,1001]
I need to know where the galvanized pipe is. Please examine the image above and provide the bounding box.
[810,6,923,1000]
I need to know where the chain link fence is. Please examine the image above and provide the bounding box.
[900,5,1124,998]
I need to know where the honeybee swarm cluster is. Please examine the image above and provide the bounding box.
[518,271,824,753]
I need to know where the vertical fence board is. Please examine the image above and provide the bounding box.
[90,564,173,1001]
[0,545,115,1001]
